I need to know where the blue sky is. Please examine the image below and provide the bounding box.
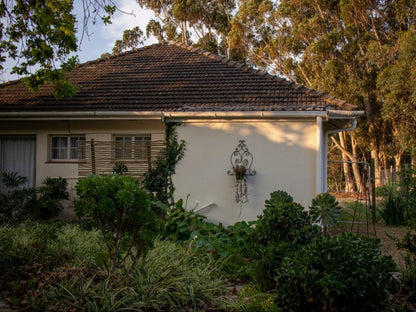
[75,0,157,62]
[2,0,157,82]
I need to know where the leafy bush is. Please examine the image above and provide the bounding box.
[274,233,396,312]
[0,173,68,224]
[377,165,416,225]
[393,224,416,299]
[164,198,207,241]
[254,190,318,246]
[378,192,407,226]
[162,199,256,279]
[251,190,319,290]
[309,193,341,235]
[75,174,161,275]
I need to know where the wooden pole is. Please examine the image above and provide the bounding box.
[371,158,377,233]
[91,139,96,175]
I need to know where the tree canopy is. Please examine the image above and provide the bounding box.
[0,0,116,98]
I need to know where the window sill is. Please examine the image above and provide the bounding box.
[46,160,86,164]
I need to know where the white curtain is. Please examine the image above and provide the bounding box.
[0,136,36,193]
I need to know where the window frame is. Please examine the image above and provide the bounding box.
[113,135,151,162]
[48,135,86,162]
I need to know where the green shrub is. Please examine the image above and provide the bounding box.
[254,190,318,246]
[0,173,68,224]
[274,233,396,312]
[309,193,341,235]
[378,192,407,226]
[164,198,207,241]
[163,199,256,280]
[392,224,416,299]
[75,174,161,275]
[249,191,319,290]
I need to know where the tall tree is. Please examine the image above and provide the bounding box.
[138,0,238,59]
[230,0,416,187]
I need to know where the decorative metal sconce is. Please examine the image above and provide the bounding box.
[227,140,256,204]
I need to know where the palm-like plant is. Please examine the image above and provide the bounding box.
[310,193,341,235]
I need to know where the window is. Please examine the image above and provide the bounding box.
[50,135,85,161]
[115,135,151,160]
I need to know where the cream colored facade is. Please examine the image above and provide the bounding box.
[172,119,319,225]
[0,111,358,224]
[0,119,165,218]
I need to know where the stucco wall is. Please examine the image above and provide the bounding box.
[0,119,165,218]
[173,120,318,225]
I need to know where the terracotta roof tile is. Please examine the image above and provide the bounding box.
[0,41,355,112]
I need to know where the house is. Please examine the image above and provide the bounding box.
[0,41,363,223]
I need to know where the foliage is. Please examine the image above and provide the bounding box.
[112,161,128,175]
[74,174,160,275]
[378,165,416,225]
[36,177,69,220]
[112,26,144,54]
[30,239,230,311]
[274,233,396,312]
[129,239,229,311]
[143,123,185,205]
[139,0,238,59]
[378,192,407,226]
[161,198,256,279]
[392,223,416,299]
[0,221,105,293]
[309,193,341,235]
[0,1,118,98]
[254,190,318,246]
[0,173,69,224]
[164,198,207,241]
[251,190,319,290]
[236,286,281,312]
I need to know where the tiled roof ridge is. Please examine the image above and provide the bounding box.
[167,40,356,111]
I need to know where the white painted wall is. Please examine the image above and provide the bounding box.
[173,120,318,225]
[0,119,165,218]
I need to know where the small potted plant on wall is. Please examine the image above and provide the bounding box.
[234,165,246,181]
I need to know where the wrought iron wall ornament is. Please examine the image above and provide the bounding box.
[227,140,256,204]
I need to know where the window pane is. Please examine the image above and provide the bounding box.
[51,137,68,159]
[115,137,132,159]
[70,137,85,159]
[134,136,151,159]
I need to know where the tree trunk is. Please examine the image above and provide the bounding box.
[339,133,355,192]
[351,135,364,192]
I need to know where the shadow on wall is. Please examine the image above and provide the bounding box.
[173,120,318,225]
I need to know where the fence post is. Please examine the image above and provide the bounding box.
[91,139,96,175]
[371,158,377,227]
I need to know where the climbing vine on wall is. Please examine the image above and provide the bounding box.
[143,123,186,206]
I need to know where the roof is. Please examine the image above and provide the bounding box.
[0,41,357,113]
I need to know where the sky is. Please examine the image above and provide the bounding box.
[1,0,157,82]
[75,0,157,62]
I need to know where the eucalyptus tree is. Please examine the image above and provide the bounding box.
[138,0,238,58]
[112,26,145,54]
[230,0,416,187]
